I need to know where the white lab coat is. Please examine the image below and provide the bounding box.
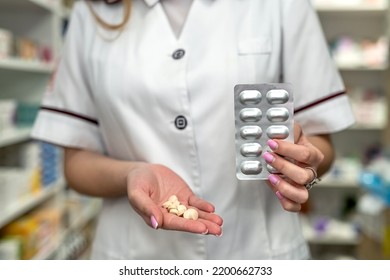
[32,0,355,259]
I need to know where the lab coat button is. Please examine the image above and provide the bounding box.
[175,115,187,130]
[172,49,185,60]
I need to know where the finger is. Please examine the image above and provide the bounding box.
[162,215,222,236]
[197,218,223,236]
[277,195,302,212]
[267,139,317,166]
[128,188,164,229]
[198,210,224,227]
[189,195,216,213]
[294,122,303,143]
[262,152,315,186]
[161,213,209,234]
[189,196,224,227]
[268,174,309,204]
[266,176,303,212]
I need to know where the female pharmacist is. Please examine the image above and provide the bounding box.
[32,0,355,259]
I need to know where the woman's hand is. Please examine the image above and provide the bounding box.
[126,163,223,236]
[262,123,325,212]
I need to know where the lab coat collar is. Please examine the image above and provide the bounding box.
[144,0,159,6]
[143,0,215,8]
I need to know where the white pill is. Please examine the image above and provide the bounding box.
[169,208,179,215]
[183,208,199,220]
[162,201,172,208]
[168,195,178,203]
[167,204,177,210]
[177,204,187,216]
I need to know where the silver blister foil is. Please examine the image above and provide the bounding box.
[234,83,294,180]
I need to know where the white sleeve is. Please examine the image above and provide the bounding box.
[282,0,355,135]
[31,2,105,153]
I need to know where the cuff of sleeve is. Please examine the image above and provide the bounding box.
[294,95,356,135]
[31,110,105,153]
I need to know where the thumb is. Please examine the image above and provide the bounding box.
[128,188,163,229]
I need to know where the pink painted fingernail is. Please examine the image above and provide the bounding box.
[268,174,279,185]
[216,231,223,237]
[262,152,275,163]
[275,191,284,200]
[151,215,158,229]
[267,139,278,150]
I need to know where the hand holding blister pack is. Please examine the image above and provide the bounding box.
[234,83,294,180]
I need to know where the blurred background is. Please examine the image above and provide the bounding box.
[0,0,390,260]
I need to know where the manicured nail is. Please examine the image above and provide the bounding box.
[202,229,209,235]
[275,191,284,200]
[216,231,223,237]
[151,215,158,229]
[262,152,275,163]
[268,174,279,185]
[267,139,278,150]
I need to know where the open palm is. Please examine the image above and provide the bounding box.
[126,163,223,236]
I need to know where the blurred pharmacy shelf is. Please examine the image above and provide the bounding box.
[0,58,54,73]
[305,234,360,246]
[314,0,388,12]
[0,0,100,259]
[316,179,360,189]
[339,65,389,71]
[29,0,61,13]
[316,6,387,13]
[349,124,387,130]
[0,0,66,225]
[0,178,65,229]
[305,0,390,259]
[0,127,32,148]
[303,228,360,246]
[32,198,101,260]
[301,215,361,247]
[2,0,63,15]
[0,0,96,261]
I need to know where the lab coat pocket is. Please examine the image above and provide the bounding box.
[238,37,272,55]
[237,36,273,83]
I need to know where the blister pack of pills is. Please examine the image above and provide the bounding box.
[234,83,294,180]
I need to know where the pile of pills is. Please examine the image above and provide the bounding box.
[161,195,199,220]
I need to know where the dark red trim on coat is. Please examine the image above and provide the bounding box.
[90,0,122,4]
[294,91,347,114]
[40,106,99,125]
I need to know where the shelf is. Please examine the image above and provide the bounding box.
[0,179,65,229]
[0,0,76,261]
[0,127,32,148]
[29,0,62,14]
[32,198,102,260]
[301,215,360,246]
[338,65,388,71]
[1,0,62,15]
[316,5,388,13]
[314,0,388,13]
[306,235,360,245]
[0,58,54,73]
[349,124,387,130]
[316,179,360,189]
